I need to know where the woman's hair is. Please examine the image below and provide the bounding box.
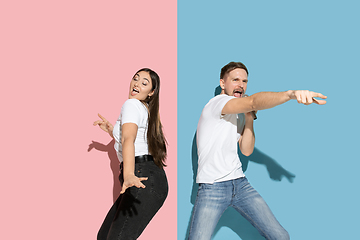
[136,68,167,168]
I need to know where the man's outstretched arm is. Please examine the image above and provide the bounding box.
[222,90,327,115]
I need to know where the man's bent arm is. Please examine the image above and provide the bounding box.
[222,90,327,115]
[239,113,255,156]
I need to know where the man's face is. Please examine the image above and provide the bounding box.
[220,68,248,98]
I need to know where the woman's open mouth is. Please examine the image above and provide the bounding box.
[131,88,139,96]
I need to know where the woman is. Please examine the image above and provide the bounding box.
[94,68,168,240]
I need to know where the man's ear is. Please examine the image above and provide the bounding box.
[220,79,225,89]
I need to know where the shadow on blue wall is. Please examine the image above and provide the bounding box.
[185,86,295,239]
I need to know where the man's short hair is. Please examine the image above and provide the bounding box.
[220,62,249,79]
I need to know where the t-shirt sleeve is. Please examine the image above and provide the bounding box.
[212,95,235,118]
[121,99,143,126]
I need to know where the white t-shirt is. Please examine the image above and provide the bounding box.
[196,94,246,183]
[113,99,149,162]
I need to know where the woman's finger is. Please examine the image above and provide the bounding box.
[120,185,128,194]
[98,113,108,123]
[93,120,103,126]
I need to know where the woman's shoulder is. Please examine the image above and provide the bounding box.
[122,99,147,112]
[123,98,142,107]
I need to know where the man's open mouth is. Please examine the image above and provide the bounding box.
[233,89,243,98]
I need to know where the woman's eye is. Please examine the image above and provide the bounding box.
[142,82,147,86]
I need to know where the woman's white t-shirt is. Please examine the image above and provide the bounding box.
[113,99,149,162]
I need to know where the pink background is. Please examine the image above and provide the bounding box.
[0,1,177,239]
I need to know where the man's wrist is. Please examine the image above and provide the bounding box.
[286,90,295,100]
[245,113,254,122]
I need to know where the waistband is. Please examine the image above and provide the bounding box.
[135,154,154,164]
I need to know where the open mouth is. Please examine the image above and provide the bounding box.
[233,89,243,98]
[131,87,139,96]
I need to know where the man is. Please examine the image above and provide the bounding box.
[188,62,327,240]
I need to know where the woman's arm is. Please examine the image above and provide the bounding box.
[93,113,114,138]
[120,122,148,194]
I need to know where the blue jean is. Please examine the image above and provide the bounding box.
[188,177,289,240]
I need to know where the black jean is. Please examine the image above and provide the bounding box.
[97,161,168,240]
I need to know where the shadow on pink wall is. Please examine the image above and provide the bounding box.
[88,139,122,202]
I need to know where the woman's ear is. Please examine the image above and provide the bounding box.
[148,90,154,97]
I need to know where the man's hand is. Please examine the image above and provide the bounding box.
[244,110,257,121]
[289,90,327,105]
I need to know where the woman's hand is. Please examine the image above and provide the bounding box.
[93,113,114,138]
[120,174,148,194]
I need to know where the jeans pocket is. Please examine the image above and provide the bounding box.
[148,166,168,200]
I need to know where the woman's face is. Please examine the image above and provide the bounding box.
[129,71,154,100]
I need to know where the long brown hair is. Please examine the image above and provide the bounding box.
[136,68,167,168]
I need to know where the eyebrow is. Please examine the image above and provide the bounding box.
[143,77,150,83]
[233,78,248,81]
[135,73,150,83]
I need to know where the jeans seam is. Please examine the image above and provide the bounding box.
[188,184,205,239]
[189,184,230,240]
[231,204,270,240]
[188,191,199,237]
[116,178,141,240]
[231,179,271,240]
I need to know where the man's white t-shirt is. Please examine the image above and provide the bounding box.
[113,99,149,162]
[196,94,246,183]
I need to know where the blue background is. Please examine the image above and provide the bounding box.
[178,1,360,239]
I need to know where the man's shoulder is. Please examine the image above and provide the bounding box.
[204,94,234,109]
[200,94,235,119]
[206,94,233,105]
